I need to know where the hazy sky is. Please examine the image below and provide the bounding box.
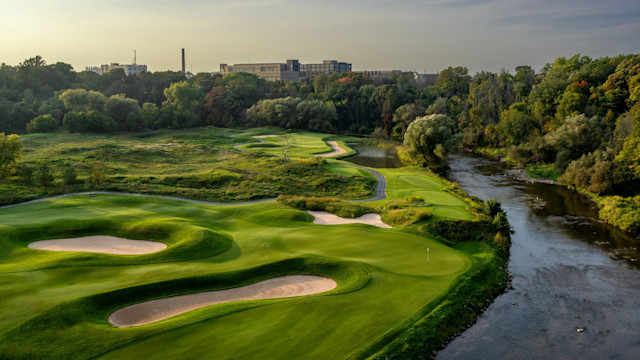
[1,0,638,74]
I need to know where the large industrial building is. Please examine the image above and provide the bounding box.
[219,58,438,86]
[85,63,147,76]
[220,59,351,81]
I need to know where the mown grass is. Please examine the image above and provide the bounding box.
[236,131,357,158]
[0,129,506,360]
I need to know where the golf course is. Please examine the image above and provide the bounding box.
[0,128,508,359]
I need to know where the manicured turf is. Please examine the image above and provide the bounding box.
[236,131,356,158]
[0,130,494,359]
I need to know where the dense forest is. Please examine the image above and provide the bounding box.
[1,54,639,232]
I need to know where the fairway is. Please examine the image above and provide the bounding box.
[0,130,500,359]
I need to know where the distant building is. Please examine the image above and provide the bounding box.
[219,59,351,81]
[354,70,403,83]
[300,60,352,78]
[355,70,439,86]
[85,63,148,76]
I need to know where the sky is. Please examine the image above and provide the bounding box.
[1,0,638,75]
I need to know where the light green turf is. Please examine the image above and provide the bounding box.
[349,166,475,221]
[0,136,486,360]
[236,131,356,158]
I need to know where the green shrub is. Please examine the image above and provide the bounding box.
[277,195,377,218]
[382,208,432,227]
[423,218,511,248]
[27,115,59,133]
[61,165,78,185]
[599,195,640,233]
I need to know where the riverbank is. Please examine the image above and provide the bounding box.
[473,147,639,235]
[437,153,640,360]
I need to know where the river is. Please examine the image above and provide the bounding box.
[348,149,640,359]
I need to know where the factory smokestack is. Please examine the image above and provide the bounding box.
[181,48,185,75]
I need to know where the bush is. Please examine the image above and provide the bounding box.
[423,218,511,248]
[17,165,34,185]
[26,115,59,133]
[484,199,503,218]
[382,208,432,227]
[599,195,640,233]
[61,165,78,185]
[277,195,377,218]
[37,164,54,187]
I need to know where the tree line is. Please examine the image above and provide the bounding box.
[2,54,639,197]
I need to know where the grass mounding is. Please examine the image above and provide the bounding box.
[0,218,232,272]
[0,258,369,360]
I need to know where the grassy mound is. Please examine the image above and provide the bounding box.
[0,258,368,360]
[0,217,232,272]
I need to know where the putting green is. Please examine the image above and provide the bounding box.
[236,132,355,158]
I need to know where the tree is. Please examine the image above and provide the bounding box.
[204,87,233,127]
[59,89,107,113]
[87,166,106,195]
[104,94,142,131]
[403,114,461,167]
[615,116,640,181]
[161,81,204,128]
[436,66,471,98]
[37,163,54,187]
[391,103,425,141]
[140,103,160,128]
[0,133,23,178]
[61,164,78,185]
[514,65,536,100]
[499,102,537,146]
[544,114,603,169]
[26,114,58,133]
[282,137,296,173]
[296,100,336,132]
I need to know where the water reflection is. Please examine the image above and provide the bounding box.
[345,146,405,168]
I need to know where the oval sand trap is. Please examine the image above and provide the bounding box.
[316,141,347,157]
[309,211,391,228]
[28,235,167,255]
[109,275,336,327]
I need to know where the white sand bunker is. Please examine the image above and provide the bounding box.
[309,211,391,228]
[316,140,347,157]
[108,275,336,328]
[28,235,167,255]
[252,134,280,139]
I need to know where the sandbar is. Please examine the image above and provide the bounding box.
[108,275,336,327]
[28,235,167,255]
[308,211,391,228]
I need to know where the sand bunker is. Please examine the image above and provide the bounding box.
[252,135,280,139]
[27,235,167,255]
[308,211,391,228]
[108,275,336,328]
[315,141,347,157]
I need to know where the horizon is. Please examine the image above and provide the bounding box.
[2,0,639,75]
